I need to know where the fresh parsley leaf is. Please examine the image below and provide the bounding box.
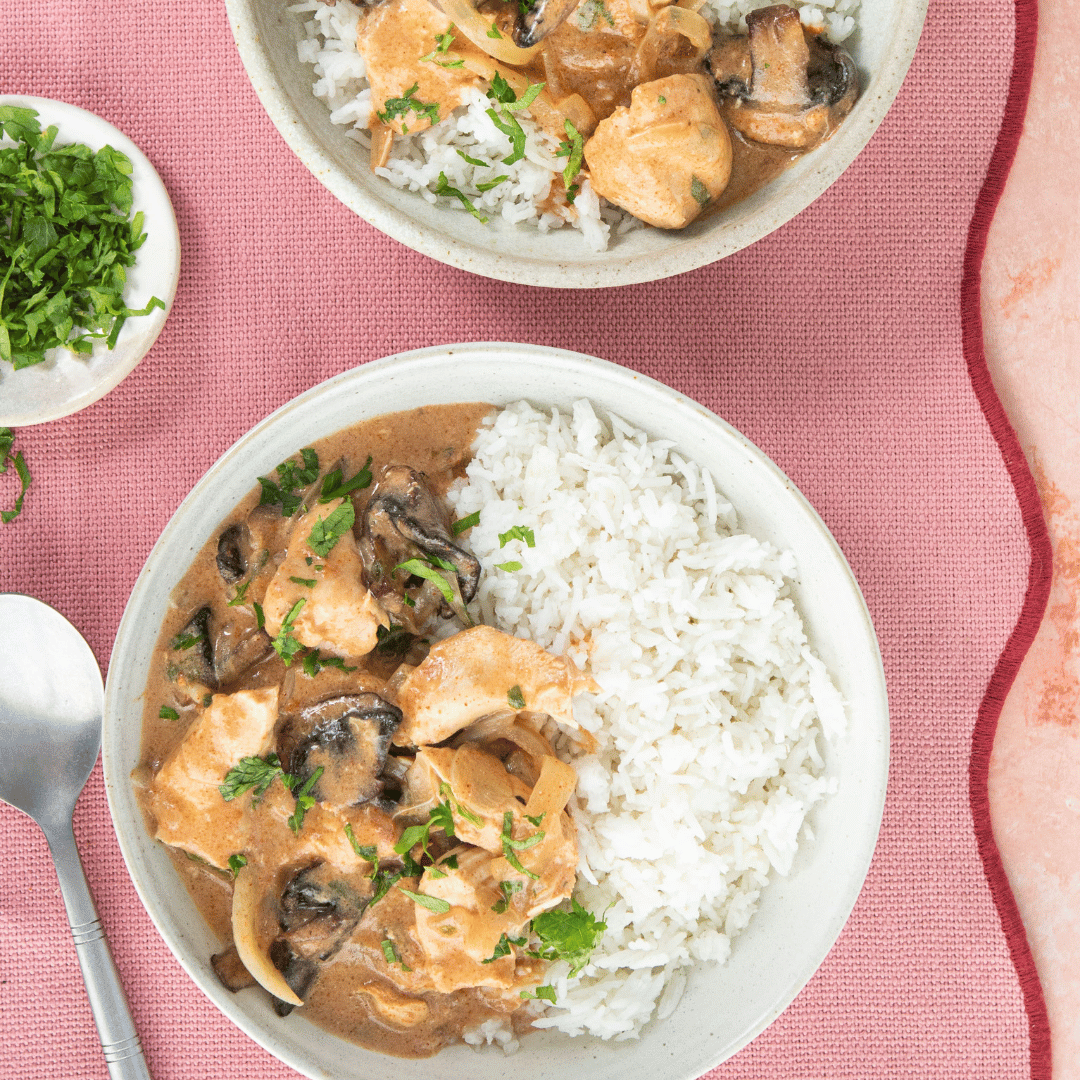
[227,853,247,878]
[171,630,203,651]
[429,800,456,838]
[520,984,557,1002]
[377,83,440,127]
[257,448,320,517]
[158,705,180,721]
[219,753,286,802]
[451,510,480,535]
[501,811,542,878]
[486,21,503,37]
[253,601,265,630]
[287,766,323,834]
[557,119,584,190]
[491,879,522,914]
[381,938,412,970]
[658,94,667,104]
[486,107,527,165]
[289,576,317,588]
[0,110,165,369]
[442,854,459,870]
[488,73,516,104]
[318,456,373,503]
[439,781,484,826]
[476,174,510,192]
[481,932,526,964]
[398,887,452,914]
[455,150,488,168]
[690,175,710,208]
[420,28,465,68]
[302,650,358,678]
[308,502,356,557]
[507,684,526,709]
[530,898,606,976]
[271,598,306,665]
[495,561,523,572]
[499,525,535,548]
[394,557,456,603]
[370,867,404,906]
[344,822,379,867]
[0,428,31,523]
[227,579,251,607]
[504,82,544,113]
[433,172,488,223]
[376,622,419,655]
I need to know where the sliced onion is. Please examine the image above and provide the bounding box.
[434,0,541,66]
[632,6,713,83]
[231,867,303,1007]
[369,122,394,172]
[524,754,577,819]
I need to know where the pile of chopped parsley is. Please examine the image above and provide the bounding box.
[0,106,165,369]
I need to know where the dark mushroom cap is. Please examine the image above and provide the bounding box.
[277,692,403,808]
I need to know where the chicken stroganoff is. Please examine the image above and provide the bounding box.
[136,404,606,1057]
[295,0,859,244]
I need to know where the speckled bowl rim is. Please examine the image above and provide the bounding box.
[224,0,926,286]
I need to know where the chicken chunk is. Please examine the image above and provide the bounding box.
[149,687,278,868]
[357,0,485,136]
[392,624,597,746]
[584,73,732,228]
[262,498,389,659]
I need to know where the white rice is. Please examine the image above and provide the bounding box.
[446,400,846,1042]
[289,0,860,250]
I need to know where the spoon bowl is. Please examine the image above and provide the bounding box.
[0,594,152,1080]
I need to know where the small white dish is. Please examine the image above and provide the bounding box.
[102,343,889,1080]
[0,97,180,427]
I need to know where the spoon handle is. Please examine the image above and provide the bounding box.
[46,817,153,1080]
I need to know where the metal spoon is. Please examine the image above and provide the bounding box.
[0,594,152,1079]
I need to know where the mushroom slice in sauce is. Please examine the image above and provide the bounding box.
[709,4,857,150]
[216,523,250,585]
[170,606,217,692]
[277,692,404,808]
[210,944,257,993]
[514,0,581,47]
[359,465,480,634]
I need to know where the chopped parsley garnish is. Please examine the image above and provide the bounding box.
[0,429,31,523]
[158,705,180,721]
[302,650,357,678]
[690,175,710,208]
[398,887,451,914]
[377,83,440,128]
[257,448,320,517]
[486,21,503,37]
[501,811,543,879]
[481,932,526,964]
[442,854,459,870]
[370,867,405,906]
[507,684,526,709]
[525,812,545,828]
[576,0,615,29]
[227,579,251,607]
[566,183,580,205]
[433,172,488,223]
[530,899,606,975]
[287,766,323,834]
[491,879,523,914]
[520,984,557,1003]
[456,150,488,168]
[505,82,544,113]
[219,753,287,802]
[483,77,543,166]
[394,793,455,865]
[271,598,306,665]
[476,175,510,192]
[451,510,480,535]
[499,525,535,548]
[171,630,203,651]
[376,622,419,655]
[555,119,584,190]
[395,556,457,604]
[253,601,265,630]
[289,576,316,588]
[439,781,483,826]
[227,853,247,878]
[344,822,379,866]
[420,27,464,67]
[495,561,523,572]
[381,938,412,971]
[658,94,667,104]
[318,456,372,503]
[0,107,165,369]
[307,501,355,557]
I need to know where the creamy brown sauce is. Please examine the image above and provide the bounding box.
[135,403,565,1058]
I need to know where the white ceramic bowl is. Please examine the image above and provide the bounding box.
[225,0,925,287]
[103,343,888,1079]
[0,97,180,426]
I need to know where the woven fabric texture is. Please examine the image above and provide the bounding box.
[0,0,1034,1077]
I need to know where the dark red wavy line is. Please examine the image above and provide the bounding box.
[961,0,1051,1075]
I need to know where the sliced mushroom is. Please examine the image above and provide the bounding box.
[514,0,580,47]
[210,944,257,993]
[359,465,480,633]
[216,523,250,585]
[709,5,857,150]
[170,607,217,691]
[277,692,403,808]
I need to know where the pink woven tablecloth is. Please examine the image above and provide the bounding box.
[0,1,1035,1077]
